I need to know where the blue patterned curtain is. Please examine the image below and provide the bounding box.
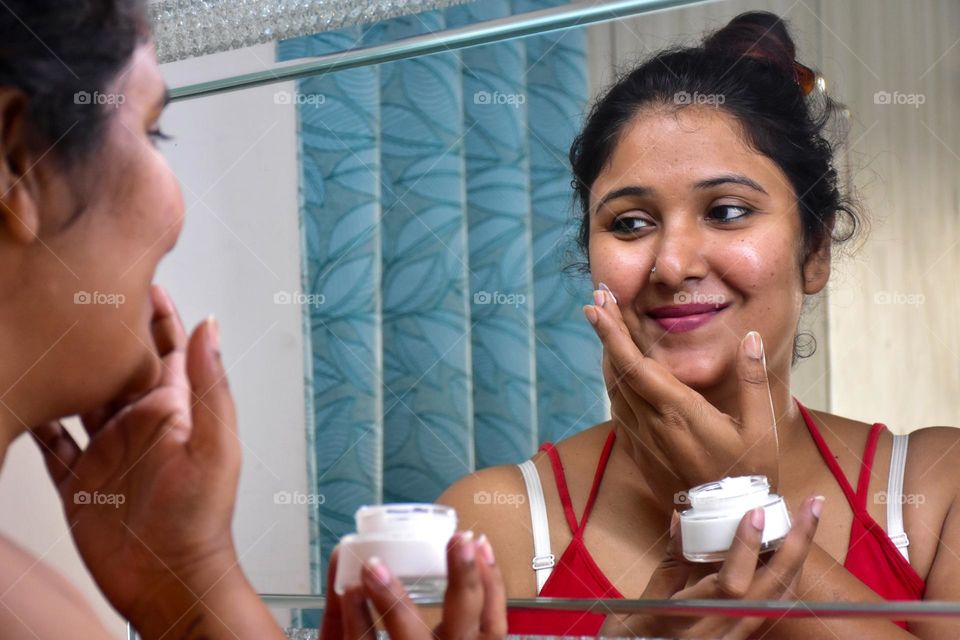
[278,0,605,589]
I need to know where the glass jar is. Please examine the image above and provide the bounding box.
[334,503,457,599]
[679,476,791,562]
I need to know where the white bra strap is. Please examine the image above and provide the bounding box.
[517,460,555,593]
[887,433,911,562]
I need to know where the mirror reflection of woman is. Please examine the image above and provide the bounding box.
[441,11,960,638]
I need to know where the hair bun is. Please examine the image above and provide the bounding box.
[703,11,797,78]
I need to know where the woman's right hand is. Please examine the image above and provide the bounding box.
[602,495,824,640]
[324,531,507,640]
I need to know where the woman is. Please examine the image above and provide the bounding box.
[440,11,960,638]
[0,1,506,638]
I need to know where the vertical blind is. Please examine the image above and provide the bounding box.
[279,0,606,587]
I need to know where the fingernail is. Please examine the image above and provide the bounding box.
[744,331,763,360]
[460,530,476,562]
[476,534,495,565]
[750,507,765,531]
[207,315,220,352]
[669,511,679,537]
[593,289,605,307]
[583,305,599,326]
[811,496,825,519]
[598,282,618,305]
[366,556,392,587]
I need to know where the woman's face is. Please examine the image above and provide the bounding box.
[588,106,829,391]
[0,41,183,423]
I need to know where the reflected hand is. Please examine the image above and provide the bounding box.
[30,285,250,634]
[585,287,779,513]
[323,531,507,640]
[602,496,823,639]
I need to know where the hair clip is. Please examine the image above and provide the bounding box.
[793,61,818,96]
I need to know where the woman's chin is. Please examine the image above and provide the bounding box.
[110,351,164,407]
[647,348,730,391]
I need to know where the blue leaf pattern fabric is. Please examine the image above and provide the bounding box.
[278,0,604,590]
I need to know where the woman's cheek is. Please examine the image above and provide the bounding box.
[590,235,650,292]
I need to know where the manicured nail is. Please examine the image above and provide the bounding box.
[811,496,825,519]
[744,331,763,360]
[669,511,679,537]
[593,289,605,307]
[750,507,765,531]
[460,530,476,562]
[365,556,392,586]
[598,282,618,305]
[583,305,599,326]
[207,315,220,352]
[476,534,495,565]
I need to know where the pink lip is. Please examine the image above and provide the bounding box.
[647,303,730,333]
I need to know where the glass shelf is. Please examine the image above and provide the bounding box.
[126,594,960,638]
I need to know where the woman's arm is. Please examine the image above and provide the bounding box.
[757,542,918,638]
[0,535,115,640]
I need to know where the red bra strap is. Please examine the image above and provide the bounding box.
[540,442,580,534]
[580,430,618,532]
[855,423,885,511]
[796,398,859,510]
[539,430,618,536]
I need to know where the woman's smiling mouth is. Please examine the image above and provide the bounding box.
[647,302,731,333]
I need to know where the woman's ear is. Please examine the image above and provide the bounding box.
[802,230,833,295]
[0,87,41,245]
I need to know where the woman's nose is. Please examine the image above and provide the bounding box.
[649,219,709,290]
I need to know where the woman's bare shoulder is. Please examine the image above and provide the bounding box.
[438,423,613,536]
[437,462,529,536]
[0,534,111,639]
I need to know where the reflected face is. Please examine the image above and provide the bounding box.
[588,106,816,390]
[3,41,184,420]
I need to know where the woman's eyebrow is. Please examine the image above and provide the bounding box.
[155,87,171,113]
[594,185,655,212]
[694,174,768,195]
[593,173,768,214]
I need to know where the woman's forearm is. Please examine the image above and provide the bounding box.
[758,543,917,639]
[129,561,286,640]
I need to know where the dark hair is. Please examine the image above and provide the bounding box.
[0,0,149,165]
[569,11,864,363]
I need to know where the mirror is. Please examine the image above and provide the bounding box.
[143,0,960,634]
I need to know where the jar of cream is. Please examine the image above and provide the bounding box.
[679,475,791,562]
[334,503,456,599]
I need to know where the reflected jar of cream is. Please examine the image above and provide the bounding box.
[334,503,457,599]
[679,475,791,562]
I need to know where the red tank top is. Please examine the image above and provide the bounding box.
[506,398,925,635]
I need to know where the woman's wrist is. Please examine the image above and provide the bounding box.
[127,550,285,640]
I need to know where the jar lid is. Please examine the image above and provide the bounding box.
[687,475,771,513]
[356,503,457,537]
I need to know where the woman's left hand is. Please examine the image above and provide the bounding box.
[602,495,823,639]
[584,287,779,514]
[28,286,277,638]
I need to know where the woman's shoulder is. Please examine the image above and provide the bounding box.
[437,421,614,521]
[814,407,959,467]
[0,534,111,638]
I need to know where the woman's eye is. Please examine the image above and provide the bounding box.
[148,128,173,145]
[708,204,752,223]
[611,216,652,234]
